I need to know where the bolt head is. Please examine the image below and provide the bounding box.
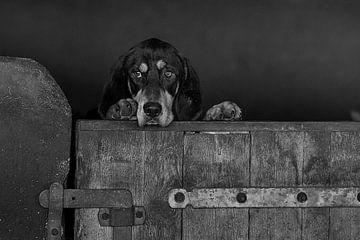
[51,228,59,236]
[297,192,308,203]
[174,192,185,203]
[135,210,144,218]
[236,192,247,203]
[101,212,110,220]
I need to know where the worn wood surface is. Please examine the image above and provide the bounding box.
[301,131,331,240]
[75,121,360,240]
[250,132,303,240]
[0,57,71,240]
[330,132,360,240]
[78,120,360,132]
[75,130,183,240]
[183,133,250,240]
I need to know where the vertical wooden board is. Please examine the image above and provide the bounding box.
[183,133,250,240]
[302,131,330,240]
[75,130,182,240]
[250,131,303,240]
[75,130,144,239]
[330,132,360,240]
[135,131,183,240]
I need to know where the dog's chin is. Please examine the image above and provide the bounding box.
[137,113,174,127]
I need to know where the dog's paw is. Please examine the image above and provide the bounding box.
[204,101,242,121]
[105,98,138,120]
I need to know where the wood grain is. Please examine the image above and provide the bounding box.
[250,131,303,240]
[302,131,330,240]
[330,132,360,240]
[183,133,250,240]
[78,120,360,132]
[75,130,183,240]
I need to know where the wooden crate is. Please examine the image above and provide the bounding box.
[75,121,360,240]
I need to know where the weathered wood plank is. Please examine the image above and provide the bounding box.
[75,130,183,240]
[330,132,360,240]
[302,131,330,240]
[183,133,250,240]
[78,120,360,132]
[135,131,183,240]
[250,131,303,240]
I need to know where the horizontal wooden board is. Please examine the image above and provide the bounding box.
[78,120,360,132]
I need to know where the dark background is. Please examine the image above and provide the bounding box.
[1,0,360,121]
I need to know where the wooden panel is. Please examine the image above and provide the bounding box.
[75,130,182,240]
[183,133,250,240]
[330,132,360,240]
[250,132,303,240]
[302,131,330,240]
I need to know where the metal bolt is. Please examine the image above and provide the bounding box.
[135,210,143,218]
[101,212,110,220]
[51,228,59,236]
[236,192,247,203]
[174,192,185,203]
[297,192,308,203]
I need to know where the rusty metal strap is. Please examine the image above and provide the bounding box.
[40,183,146,240]
[47,183,63,240]
[39,188,132,208]
[168,187,360,208]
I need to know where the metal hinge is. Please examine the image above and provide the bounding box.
[168,187,360,209]
[39,182,145,240]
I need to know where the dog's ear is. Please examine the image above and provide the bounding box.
[98,55,130,119]
[174,57,202,120]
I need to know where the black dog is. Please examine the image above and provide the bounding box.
[98,38,242,127]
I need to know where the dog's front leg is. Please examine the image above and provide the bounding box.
[105,98,138,120]
[204,101,242,121]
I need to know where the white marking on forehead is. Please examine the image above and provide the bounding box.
[139,63,148,73]
[156,60,166,70]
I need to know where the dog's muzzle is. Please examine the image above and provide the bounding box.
[135,89,174,127]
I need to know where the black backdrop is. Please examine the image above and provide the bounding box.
[1,0,360,120]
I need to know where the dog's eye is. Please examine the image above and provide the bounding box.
[164,71,173,78]
[133,71,142,78]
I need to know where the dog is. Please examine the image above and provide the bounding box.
[98,38,242,127]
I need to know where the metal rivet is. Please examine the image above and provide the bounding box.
[51,228,59,236]
[297,192,308,203]
[236,192,247,203]
[357,192,360,202]
[174,192,185,203]
[101,212,110,220]
[135,211,143,218]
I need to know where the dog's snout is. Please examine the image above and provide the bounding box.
[143,102,162,118]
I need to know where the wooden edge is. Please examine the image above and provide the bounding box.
[77,120,360,132]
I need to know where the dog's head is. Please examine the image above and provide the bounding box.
[98,38,202,127]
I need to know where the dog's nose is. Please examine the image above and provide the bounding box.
[143,102,162,118]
